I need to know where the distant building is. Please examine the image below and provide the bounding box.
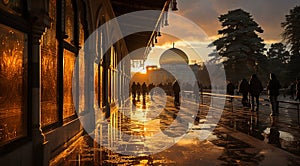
[145,47,201,90]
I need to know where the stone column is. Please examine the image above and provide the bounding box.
[103,51,111,119]
[31,31,46,166]
[28,2,50,165]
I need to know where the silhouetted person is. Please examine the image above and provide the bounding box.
[147,156,153,165]
[136,82,141,101]
[239,78,250,107]
[149,83,155,101]
[142,82,147,101]
[268,127,281,147]
[289,81,295,99]
[193,81,200,103]
[267,73,281,116]
[131,82,137,101]
[249,74,263,112]
[172,80,180,106]
[227,81,235,102]
[295,78,300,101]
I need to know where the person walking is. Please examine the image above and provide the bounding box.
[267,73,281,116]
[227,81,235,102]
[193,81,200,103]
[149,83,155,101]
[172,80,180,107]
[142,82,147,100]
[295,78,300,101]
[131,82,137,101]
[141,82,147,106]
[249,74,263,112]
[238,78,250,107]
[136,82,141,101]
[289,81,295,99]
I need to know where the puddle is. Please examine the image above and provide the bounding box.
[263,128,295,142]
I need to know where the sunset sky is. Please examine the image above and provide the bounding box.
[143,0,299,68]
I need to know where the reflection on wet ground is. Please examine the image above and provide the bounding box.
[217,96,300,156]
[51,95,300,165]
[210,132,264,165]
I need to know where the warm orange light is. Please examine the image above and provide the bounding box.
[146,66,157,71]
[139,69,147,74]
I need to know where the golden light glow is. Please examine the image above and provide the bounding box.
[131,67,147,74]
[139,69,147,74]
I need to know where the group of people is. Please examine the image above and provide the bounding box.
[234,73,282,116]
[237,74,264,112]
[132,74,300,115]
[131,82,155,102]
[131,81,182,107]
[131,82,147,102]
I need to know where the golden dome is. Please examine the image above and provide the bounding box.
[159,48,189,65]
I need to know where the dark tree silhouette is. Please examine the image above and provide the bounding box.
[212,9,266,82]
[267,43,290,64]
[282,6,300,56]
[267,43,290,85]
[281,6,300,78]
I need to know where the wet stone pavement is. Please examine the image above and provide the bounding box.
[51,94,300,166]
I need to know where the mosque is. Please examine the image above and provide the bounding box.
[146,46,201,89]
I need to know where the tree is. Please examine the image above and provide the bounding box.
[267,43,290,85]
[267,43,290,64]
[281,6,300,56]
[212,9,266,82]
[281,6,300,79]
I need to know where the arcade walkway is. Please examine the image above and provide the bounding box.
[50,93,300,166]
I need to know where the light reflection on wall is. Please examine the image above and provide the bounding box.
[41,0,58,127]
[79,19,85,113]
[78,49,85,113]
[94,64,99,108]
[65,0,74,44]
[0,24,27,146]
[63,49,76,119]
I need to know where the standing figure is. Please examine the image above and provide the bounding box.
[142,82,147,101]
[249,74,263,112]
[136,82,141,101]
[267,73,281,116]
[295,78,300,101]
[172,80,180,106]
[131,82,137,101]
[268,127,281,147]
[226,81,235,102]
[149,83,155,101]
[289,81,295,99]
[193,81,200,103]
[238,78,250,107]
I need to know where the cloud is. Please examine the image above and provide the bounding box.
[175,0,299,42]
